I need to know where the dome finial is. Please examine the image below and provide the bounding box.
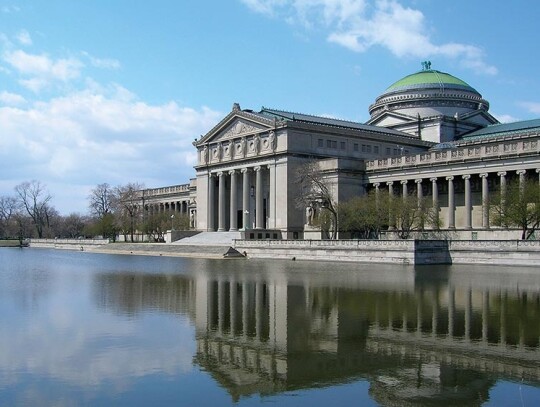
[421,60,432,71]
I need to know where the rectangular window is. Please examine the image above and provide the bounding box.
[327,140,332,148]
[318,139,323,147]
[340,141,346,149]
[331,140,337,148]
[393,148,398,155]
[374,146,379,154]
[354,143,359,151]
[367,145,372,153]
[386,147,391,155]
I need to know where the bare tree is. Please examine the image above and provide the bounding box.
[295,161,338,239]
[14,180,53,238]
[0,195,19,238]
[114,183,144,242]
[56,213,88,238]
[89,183,114,218]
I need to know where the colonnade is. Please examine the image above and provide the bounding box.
[372,168,540,229]
[145,200,191,215]
[208,165,271,231]
[197,277,540,352]
[205,279,270,341]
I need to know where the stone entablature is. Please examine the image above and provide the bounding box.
[141,183,191,197]
[365,136,540,172]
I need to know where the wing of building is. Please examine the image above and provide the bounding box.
[141,67,540,240]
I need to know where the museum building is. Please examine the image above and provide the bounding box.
[140,67,540,239]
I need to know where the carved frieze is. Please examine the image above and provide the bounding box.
[222,120,265,140]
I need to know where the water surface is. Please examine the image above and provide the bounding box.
[1,248,539,406]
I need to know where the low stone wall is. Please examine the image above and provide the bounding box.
[235,239,540,266]
[446,240,540,266]
[235,239,419,265]
[29,238,110,250]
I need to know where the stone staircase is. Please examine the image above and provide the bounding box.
[172,231,242,246]
[95,232,244,258]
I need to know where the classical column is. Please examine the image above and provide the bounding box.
[242,281,249,339]
[255,283,263,340]
[387,181,394,229]
[242,168,250,230]
[415,179,423,204]
[465,288,471,341]
[498,172,507,220]
[229,170,238,231]
[517,169,527,190]
[218,171,226,232]
[482,290,489,343]
[208,174,216,231]
[374,182,380,209]
[254,166,264,229]
[218,280,225,335]
[431,177,439,227]
[401,180,408,200]
[446,176,455,229]
[463,174,472,229]
[230,280,237,335]
[448,286,455,338]
[480,173,489,228]
[431,290,438,338]
[416,179,423,229]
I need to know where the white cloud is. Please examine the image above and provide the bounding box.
[3,50,84,92]
[518,102,540,116]
[494,113,519,124]
[82,51,121,70]
[0,85,222,213]
[0,91,26,106]
[16,30,32,46]
[4,50,83,80]
[241,0,497,75]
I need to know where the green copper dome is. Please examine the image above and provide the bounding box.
[384,69,479,94]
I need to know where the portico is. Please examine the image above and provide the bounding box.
[205,164,271,232]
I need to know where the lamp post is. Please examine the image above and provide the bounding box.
[170,214,175,231]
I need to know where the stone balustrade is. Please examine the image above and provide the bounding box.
[366,137,540,171]
[141,184,191,197]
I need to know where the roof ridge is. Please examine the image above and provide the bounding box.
[261,107,360,125]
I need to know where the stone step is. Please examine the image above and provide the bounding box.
[172,231,241,246]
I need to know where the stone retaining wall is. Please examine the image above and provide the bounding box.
[30,238,109,250]
[235,239,540,266]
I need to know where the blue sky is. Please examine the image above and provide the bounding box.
[1,0,540,214]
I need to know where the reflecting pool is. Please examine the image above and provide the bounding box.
[1,248,539,406]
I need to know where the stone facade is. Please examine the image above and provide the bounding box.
[137,68,540,239]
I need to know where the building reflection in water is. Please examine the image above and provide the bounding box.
[96,262,540,405]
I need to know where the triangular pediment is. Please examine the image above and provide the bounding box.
[197,110,274,146]
[367,111,417,128]
[217,118,269,140]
